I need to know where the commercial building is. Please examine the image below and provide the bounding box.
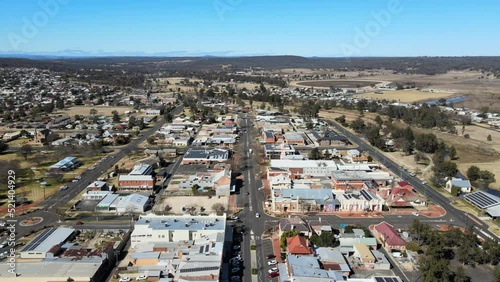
[331,171,392,190]
[271,188,340,213]
[0,258,108,282]
[96,193,150,214]
[284,133,305,145]
[182,148,230,165]
[337,189,384,212]
[118,175,155,192]
[20,227,76,259]
[130,214,226,247]
[49,156,80,171]
[373,222,407,251]
[129,163,154,175]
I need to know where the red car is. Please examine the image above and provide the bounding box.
[75,221,84,225]
[268,272,279,278]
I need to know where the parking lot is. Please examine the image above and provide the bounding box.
[74,199,100,212]
[260,238,279,280]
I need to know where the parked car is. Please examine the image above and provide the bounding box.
[136,275,148,280]
[59,185,68,191]
[75,221,84,225]
[119,278,131,282]
[268,272,279,278]
[255,213,260,218]
[268,259,277,265]
[233,245,241,250]
[231,267,240,273]
[267,254,276,259]
[268,267,278,273]
[412,212,419,216]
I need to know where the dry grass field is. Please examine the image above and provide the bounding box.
[288,70,500,110]
[354,90,455,103]
[319,109,380,124]
[58,106,133,116]
[358,70,500,111]
[405,124,500,189]
[296,80,380,88]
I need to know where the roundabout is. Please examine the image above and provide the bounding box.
[19,217,44,227]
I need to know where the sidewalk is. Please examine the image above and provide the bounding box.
[271,235,283,263]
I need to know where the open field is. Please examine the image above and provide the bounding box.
[159,196,228,214]
[294,80,381,89]
[58,106,133,116]
[381,151,428,176]
[393,122,500,189]
[288,70,500,111]
[0,151,107,208]
[346,70,500,111]
[354,90,455,103]
[319,109,380,124]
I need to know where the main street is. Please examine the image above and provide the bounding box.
[11,106,184,239]
[236,112,275,282]
[234,114,498,282]
[323,118,497,240]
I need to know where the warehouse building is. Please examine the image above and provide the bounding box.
[20,227,76,259]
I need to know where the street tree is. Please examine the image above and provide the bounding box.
[211,203,225,216]
[308,148,321,160]
[18,144,34,160]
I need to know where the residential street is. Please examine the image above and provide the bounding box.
[11,106,184,240]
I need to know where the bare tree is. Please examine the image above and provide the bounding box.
[211,203,226,216]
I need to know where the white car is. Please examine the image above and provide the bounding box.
[268,267,279,274]
[255,213,260,218]
[119,278,131,282]
[268,259,277,265]
[136,275,148,280]
[412,212,420,216]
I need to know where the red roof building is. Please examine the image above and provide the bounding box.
[373,221,407,251]
[286,235,313,255]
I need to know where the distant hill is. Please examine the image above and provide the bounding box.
[1,55,500,75]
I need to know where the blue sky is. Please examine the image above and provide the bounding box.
[0,0,499,56]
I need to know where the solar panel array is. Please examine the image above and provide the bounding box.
[374,277,401,282]
[464,191,500,209]
[360,189,374,201]
[23,228,57,251]
[179,266,219,273]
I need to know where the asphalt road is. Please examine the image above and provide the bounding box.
[236,113,277,282]
[12,106,184,239]
[323,118,497,241]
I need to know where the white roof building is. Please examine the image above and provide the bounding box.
[20,227,75,259]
